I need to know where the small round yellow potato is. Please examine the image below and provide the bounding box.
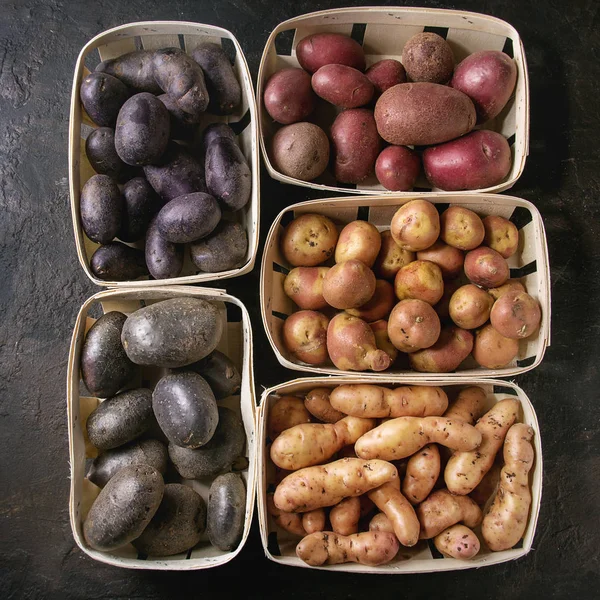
[440,206,485,251]
[268,396,311,440]
[335,221,382,267]
[281,213,339,267]
[483,215,519,258]
[373,230,416,279]
[449,284,494,329]
[394,260,444,305]
[390,199,441,251]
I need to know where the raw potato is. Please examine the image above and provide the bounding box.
[366,59,407,94]
[417,241,464,280]
[470,461,502,506]
[490,290,541,339]
[374,231,416,279]
[464,246,510,288]
[312,64,374,108]
[80,174,123,245]
[207,473,246,551]
[346,280,395,322]
[330,497,361,535]
[268,396,312,439]
[434,279,461,320]
[264,68,316,124]
[370,320,399,363]
[402,444,441,505]
[375,145,420,192]
[482,423,535,551]
[444,386,487,424]
[473,324,519,368]
[368,483,420,546]
[409,326,474,373]
[118,177,162,243]
[185,349,241,400]
[304,388,345,423]
[270,415,376,470]
[488,279,525,301]
[434,524,480,560]
[369,513,395,534]
[282,310,329,365]
[85,127,126,180]
[267,495,306,536]
[322,260,376,309]
[388,299,441,353]
[80,72,130,127]
[449,284,494,329]
[327,313,392,372]
[355,416,482,460]
[281,213,338,267]
[273,457,398,513]
[271,123,330,182]
[90,242,149,281]
[483,215,519,258]
[440,206,485,251]
[145,216,184,280]
[335,221,381,267]
[302,509,327,535]
[158,93,201,140]
[390,200,440,252]
[296,32,366,74]
[417,488,482,539]
[394,260,444,305]
[96,50,162,94]
[402,32,454,84]
[445,398,520,495]
[329,384,448,418]
[189,221,248,274]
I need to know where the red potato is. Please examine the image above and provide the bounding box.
[449,284,494,330]
[366,59,407,95]
[375,146,420,191]
[282,310,329,365]
[451,50,517,124]
[373,230,416,279]
[434,279,461,321]
[335,221,381,267]
[312,64,374,108]
[283,267,330,310]
[268,396,312,439]
[369,320,399,364]
[464,246,510,288]
[296,33,366,74]
[417,241,464,280]
[388,299,441,353]
[304,388,345,423]
[490,290,541,339]
[327,313,392,372]
[390,199,440,252]
[488,279,526,300]
[281,213,338,267]
[402,32,454,84]
[346,280,395,322]
[423,130,512,191]
[322,260,376,310]
[440,206,485,251]
[409,326,474,373]
[263,68,317,124]
[331,109,381,184]
[483,215,519,258]
[472,323,519,368]
[394,260,444,306]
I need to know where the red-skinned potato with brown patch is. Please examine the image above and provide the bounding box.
[490,290,541,339]
[373,230,415,279]
[323,260,376,310]
[409,326,473,373]
[264,68,317,124]
[394,260,444,305]
[417,240,464,279]
[487,278,525,300]
[283,310,330,365]
[388,299,441,353]
[472,323,519,368]
[283,267,330,310]
[346,280,395,322]
[369,319,399,364]
[464,246,510,288]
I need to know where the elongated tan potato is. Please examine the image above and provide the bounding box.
[444,386,487,424]
[469,461,502,506]
[417,488,482,539]
[330,497,361,535]
[270,415,376,470]
[268,396,311,439]
[445,398,520,495]
[369,512,395,533]
[274,458,398,513]
[304,388,345,423]
[402,443,441,505]
[368,483,420,547]
[267,494,305,536]
[482,423,535,551]
[434,524,480,560]
[297,530,399,566]
[329,384,448,418]
[302,508,327,534]
[355,416,482,460]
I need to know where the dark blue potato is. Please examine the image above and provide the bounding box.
[156,192,221,244]
[114,92,170,166]
[205,138,251,211]
[190,221,247,273]
[81,311,135,398]
[202,123,236,148]
[85,128,126,180]
[207,473,246,551]
[80,72,130,127]
[145,215,184,280]
[87,439,167,488]
[158,94,201,140]
[143,144,206,202]
[80,174,123,244]
[184,350,241,399]
[117,177,162,243]
[96,50,162,94]
[133,484,206,556]
[168,407,245,478]
[83,464,164,551]
[86,388,153,450]
[153,372,218,449]
[153,48,209,116]
[192,42,242,115]
[90,242,149,281]
[121,297,223,367]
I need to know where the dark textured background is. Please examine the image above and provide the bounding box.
[1,0,599,598]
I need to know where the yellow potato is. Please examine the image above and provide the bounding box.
[304,387,345,423]
[270,415,376,470]
[402,443,441,505]
[355,416,482,460]
[267,494,306,536]
[482,423,535,551]
[335,220,382,267]
[434,524,481,560]
[268,396,311,439]
[329,384,448,418]
[297,530,399,566]
[369,512,395,534]
[417,488,482,539]
[443,386,487,424]
[302,508,327,534]
[445,398,520,495]
[368,483,420,547]
[274,458,398,513]
[330,497,361,535]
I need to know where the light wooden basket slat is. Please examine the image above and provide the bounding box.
[69,22,260,287]
[257,7,529,196]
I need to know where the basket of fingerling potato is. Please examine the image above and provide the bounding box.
[258,378,542,572]
[261,194,550,379]
[69,21,259,287]
[258,7,528,194]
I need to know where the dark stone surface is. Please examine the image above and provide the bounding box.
[0,0,598,598]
